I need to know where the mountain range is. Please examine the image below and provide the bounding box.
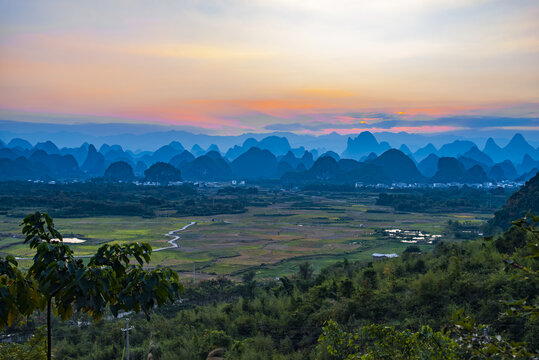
[1,131,538,185]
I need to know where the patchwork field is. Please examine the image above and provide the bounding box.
[0,191,492,279]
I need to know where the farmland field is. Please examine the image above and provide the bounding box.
[0,190,493,279]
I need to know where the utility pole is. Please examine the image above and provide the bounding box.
[121,318,134,360]
[193,263,196,283]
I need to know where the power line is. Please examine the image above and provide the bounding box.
[121,318,134,360]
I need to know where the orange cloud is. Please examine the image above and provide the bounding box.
[313,125,461,135]
[296,88,355,98]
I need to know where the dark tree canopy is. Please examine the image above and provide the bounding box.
[0,212,183,360]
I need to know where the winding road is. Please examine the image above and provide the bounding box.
[14,221,197,260]
[153,221,197,252]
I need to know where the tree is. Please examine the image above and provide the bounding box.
[316,320,459,359]
[0,212,183,360]
[502,213,539,320]
[298,261,313,281]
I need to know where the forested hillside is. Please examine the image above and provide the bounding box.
[487,172,539,233]
[26,219,536,359]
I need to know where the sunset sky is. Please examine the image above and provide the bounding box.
[1,0,538,135]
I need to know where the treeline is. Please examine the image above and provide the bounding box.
[376,186,512,213]
[0,182,256,218]
[37,224,538,359]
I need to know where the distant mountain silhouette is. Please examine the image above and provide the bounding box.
[461,146,493,166]
[280,151,301,169]
[150,144,183,164]
[300,151,314,169]
[99,144,122,154]
[413,143,437,161]
[337,159,361,173]
[231,147,277,179]
[168,141,185,152]
[308,156,339,180]
[488,165,505,181]
[345,163,390,183]
[35,140,59,154]
[458,156,489,171]
[432,157,467,182]
[255,136,291,155]
[519,154,539,174]
[0,157,50,180]
[28,150,84,179]
[503,133,536,163]
[399,144,412,156]
[169,150,195,169]
[371,149,423,182]
[467,164,488,183]
[277,160,294,175]
[516,168,538,182]
[342,131,390,159]
[191,144,205,157]
[482,138,504,163]
[104,161,135,182]
[144,162,182,183]
[224,145,244,160]
[225,136,291,160]
[206,144,221,154]
[290,146,306,157]
[432,157,488,183]
[492,160,518,180]
[205,150,223,161]
[99,144,136,168]
[320,151,340,161]
[417,153,439,177]
[60,143,89,165]
[81,144,105,177]
[438,140,476,158]
[8,138,32,150]
[282,156,390,184]
[1,133,536,183]
[134,161,148,176]
[363,152,378,162]
[0,148,20,160]
[181,153,231,181]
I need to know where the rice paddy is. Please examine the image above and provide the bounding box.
[0,191,493,279]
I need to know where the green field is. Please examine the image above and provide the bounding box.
[0,192,492,279]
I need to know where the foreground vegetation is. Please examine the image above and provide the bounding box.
[0,212,182,360]
[2,179,537,358]
[2,214,537,359]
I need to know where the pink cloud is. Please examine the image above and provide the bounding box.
[306,125,462,135]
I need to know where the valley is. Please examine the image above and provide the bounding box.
[0,189,493,279]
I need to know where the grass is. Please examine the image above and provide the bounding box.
[0,192,493,279]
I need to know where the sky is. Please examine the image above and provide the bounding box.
[0,0,538,136]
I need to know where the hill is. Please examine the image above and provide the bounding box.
[486,172,539,233]
[371,149,423,182]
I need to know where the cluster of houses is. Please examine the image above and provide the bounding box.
[355,181,523,189]
[383,228,442,244]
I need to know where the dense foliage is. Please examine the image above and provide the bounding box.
[0,182,253,218]
[0,212,183,360]
[487,174,539,233]
[8,218,532,359]
[376,186,511,213]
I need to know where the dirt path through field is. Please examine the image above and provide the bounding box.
[153,222,197,252]
[15,221,197,260]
